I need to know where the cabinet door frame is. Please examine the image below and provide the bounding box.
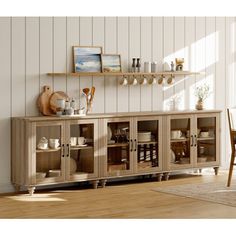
[65,118,99,181]
[193,113,220,167]
[133,116,163,173]
[29,120,66,186]
[101,117,134,177]
[165,114,195,171]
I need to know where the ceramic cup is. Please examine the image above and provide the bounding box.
[70,137,77,146]
[49,139,60,149]
[78,137,86,146]
[171,130,182,139]
[120,78,128,86]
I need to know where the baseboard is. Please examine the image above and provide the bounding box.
[0,182,14,193]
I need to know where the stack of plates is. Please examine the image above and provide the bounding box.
[138,132,151,142]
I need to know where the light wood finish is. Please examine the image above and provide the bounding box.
[47,71,201,77]
[2,172,235,218]
[166,113,220,171]
[227,108,236,187]
[12,110,221,194]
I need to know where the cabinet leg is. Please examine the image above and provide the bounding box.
[92,180,99,189]
[157,173,163,182]
[198,169,202,174]
[14,184,21,193]
[214,167,219,176]
[100,179,107,188]
[164,173,170,181]
[28,186,35,196]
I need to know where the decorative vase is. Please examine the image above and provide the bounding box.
[196,99,204,110]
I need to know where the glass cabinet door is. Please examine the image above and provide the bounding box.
[196,116,216,164]
[135,117,162,173]
[67,120,98,180]
[169,116,193,169]
[106,118,132,176]
[35,121,64,184]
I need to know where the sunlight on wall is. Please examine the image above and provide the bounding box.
[163,31,219,111]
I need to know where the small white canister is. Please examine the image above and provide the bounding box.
[144,62,151,73]
[151,62,158,73]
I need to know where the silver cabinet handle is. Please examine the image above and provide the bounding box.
[130,139,133,152]
[66,144,70,157]
[190,135,194,146]
[134,139,137,152]
[194,135,197,147]
[61,144,65,157]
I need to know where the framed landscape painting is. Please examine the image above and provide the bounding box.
[73,46,102,72]
[101,54,122,73]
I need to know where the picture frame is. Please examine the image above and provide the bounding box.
[73,46,102,73]
[101,54,122,73]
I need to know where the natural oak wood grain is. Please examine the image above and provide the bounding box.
[1,172,236,218]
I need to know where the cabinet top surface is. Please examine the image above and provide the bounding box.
[12,109,222,121]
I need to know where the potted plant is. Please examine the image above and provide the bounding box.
[194,83,210,110]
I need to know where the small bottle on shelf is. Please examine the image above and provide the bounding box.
[136,58,141,72]
[132,58,136,72]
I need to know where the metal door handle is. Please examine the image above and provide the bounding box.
[134,139,137,152]
[190,135,194,146]
[67,144,70,157]
[130,139,133,152]
[61,144,65,157]
[194,135,197,147]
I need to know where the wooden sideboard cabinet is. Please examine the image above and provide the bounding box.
[11,110,221,194]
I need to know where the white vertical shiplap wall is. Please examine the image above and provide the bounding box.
[0,16,234,192]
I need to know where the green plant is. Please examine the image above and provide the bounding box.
[195,83,210,101]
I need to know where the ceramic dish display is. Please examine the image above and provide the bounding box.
[138,132,151,142]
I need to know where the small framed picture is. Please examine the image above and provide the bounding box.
[101,54,122,73]
[73,46,102,72]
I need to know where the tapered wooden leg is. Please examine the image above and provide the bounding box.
[213,167,219,176]
[14,184,21,193]
[92,180,99,189]
[227,152,235,186]
[100,179,107,188]
[164,173,170,181]
[28,186,35,196]
[157,173,163,182]
[198,169,202,174]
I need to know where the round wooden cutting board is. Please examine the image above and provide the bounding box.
[49,91,69,113]
[37,85,54,116]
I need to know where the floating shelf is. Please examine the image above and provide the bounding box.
[47,71,201,77]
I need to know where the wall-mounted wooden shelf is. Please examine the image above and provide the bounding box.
[47,71,201,77]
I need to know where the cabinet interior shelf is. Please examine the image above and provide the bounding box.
[107,143,129,148]
[36,148,61,153]
[137,141,157,145]
[170,138,189,142]
[70,145,93,150]
[47,71,200,77]
[197,137,215,141]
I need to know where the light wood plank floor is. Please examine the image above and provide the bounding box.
[0,171,236,218]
